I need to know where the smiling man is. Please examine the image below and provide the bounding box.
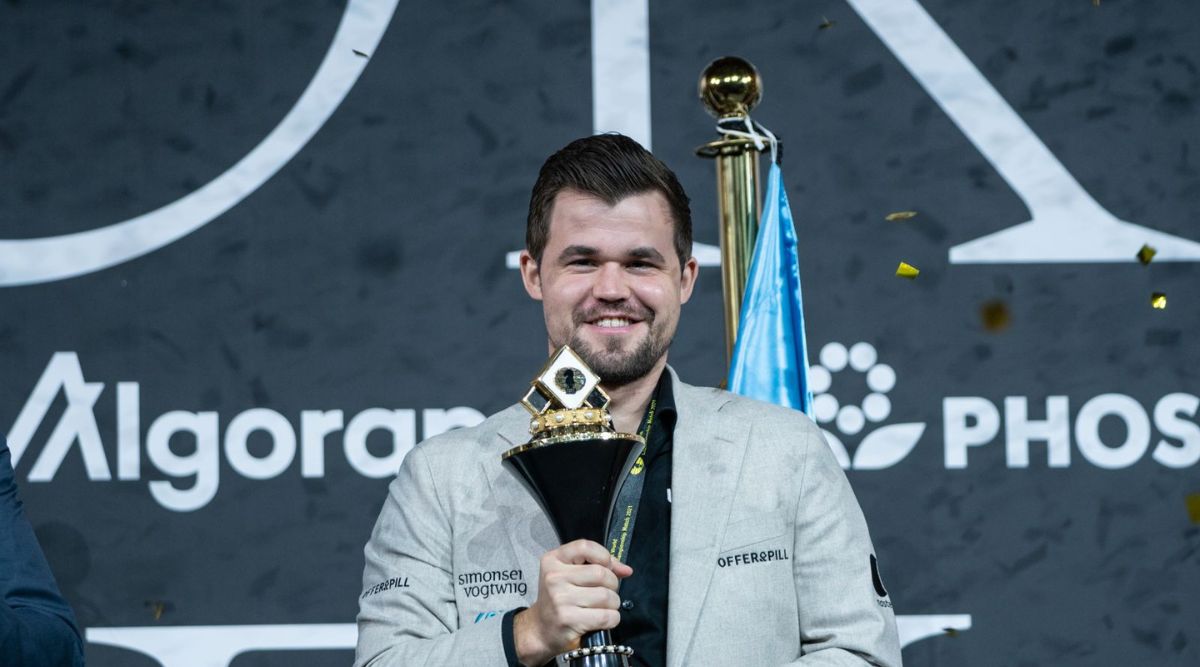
[355,134,901,667]
[531,188,686,387]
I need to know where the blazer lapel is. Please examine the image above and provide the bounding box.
[666,377,747,667]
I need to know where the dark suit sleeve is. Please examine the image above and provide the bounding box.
[0,439,85,667]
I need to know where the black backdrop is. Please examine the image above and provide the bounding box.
[2,1,1198,665]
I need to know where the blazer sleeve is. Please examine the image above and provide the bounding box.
[0,440,85,667]
[355,443,510,666]
[784,426,903,666]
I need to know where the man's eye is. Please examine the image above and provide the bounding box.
[568,259,595,267]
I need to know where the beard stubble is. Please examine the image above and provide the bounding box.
[567,309,670,387]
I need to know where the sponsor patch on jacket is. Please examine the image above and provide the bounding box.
[360,576,411,599]
[717,548,790,568]
[458,569,528,599]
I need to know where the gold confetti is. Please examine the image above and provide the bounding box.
[1092,0,1100,6]
[1187,493,1200,524]
[981,300,1011,332]
[1137,244,1157,265]
[819,16,836,30]
[353,49,369,58]
[144,600,170,621]
[1151,292,1167,309]
[895,262,920,279]
[943,627,960,637]
[885,211,918,221]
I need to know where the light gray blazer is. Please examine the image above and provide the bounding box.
[355,370,902,666]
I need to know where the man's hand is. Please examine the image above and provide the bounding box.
[514,539,633,666]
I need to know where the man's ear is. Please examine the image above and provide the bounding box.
[519,250,543,300]
[679,256,699,304]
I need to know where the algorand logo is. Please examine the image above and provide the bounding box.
[810,342,925,470]
[814,340,1200,471]
[7,353,484,512]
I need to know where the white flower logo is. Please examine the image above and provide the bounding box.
[811,342,925,470]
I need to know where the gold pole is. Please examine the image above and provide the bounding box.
[696,56,766,366]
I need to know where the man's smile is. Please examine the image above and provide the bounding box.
[579,309,648,335]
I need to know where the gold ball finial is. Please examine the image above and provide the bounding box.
[699,56,762,118]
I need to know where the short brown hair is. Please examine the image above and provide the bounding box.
[526,134,693,269]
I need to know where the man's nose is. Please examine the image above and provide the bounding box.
[591,263,631,301]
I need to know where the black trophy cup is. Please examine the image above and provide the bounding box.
[502,346,646,667]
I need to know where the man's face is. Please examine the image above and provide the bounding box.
[520,189,699,386]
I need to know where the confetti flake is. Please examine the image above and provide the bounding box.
[981,300,1011,332]
[895,262,920,279]
[353,49,370,58]
[1187,493,1200,524]
[819,16,836,30]
[1151,292,1167,309]
[943,627,960,638]
[144,600,172,621]
[1092,0,1100,6]
[1137,244,1157,265]
[885,211,918,222]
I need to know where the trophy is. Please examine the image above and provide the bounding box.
[502,346,646,667]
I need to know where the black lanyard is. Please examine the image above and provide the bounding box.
[606,398,657,562]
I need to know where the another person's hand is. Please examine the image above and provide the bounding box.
[513,539,633,666]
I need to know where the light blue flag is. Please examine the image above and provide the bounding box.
[727,162,814,416]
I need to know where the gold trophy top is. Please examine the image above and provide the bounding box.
[522,346,613,438]
[503,346,644,457]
